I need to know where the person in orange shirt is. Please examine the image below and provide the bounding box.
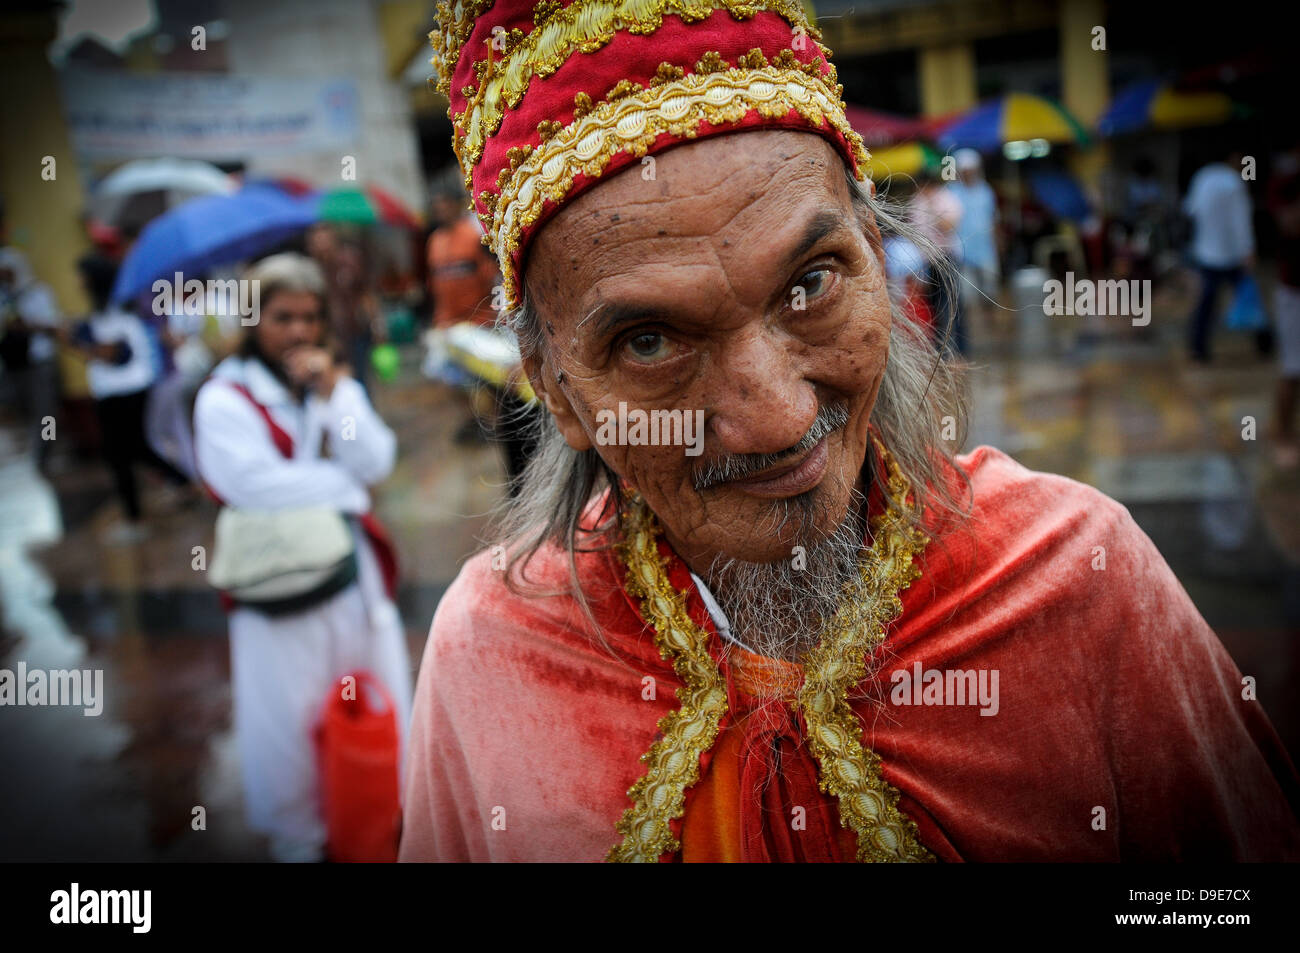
[426,189,499,330]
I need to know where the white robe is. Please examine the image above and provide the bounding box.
[193,355,413,861]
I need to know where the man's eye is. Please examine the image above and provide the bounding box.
[624,331,673,364]
[794,267,832,302]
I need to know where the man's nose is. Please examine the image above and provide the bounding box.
[707,325,817,456]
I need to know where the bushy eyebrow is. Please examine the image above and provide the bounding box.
[782,208,848,274]
[585,206,850,340]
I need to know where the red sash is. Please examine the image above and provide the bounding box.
[208,380,400,607]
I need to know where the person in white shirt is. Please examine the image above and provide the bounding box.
[1183,150,1257,362]
[67,255,187,542]
[908,172,964,354]
[947,150,1001,356]
[192,253,412,862]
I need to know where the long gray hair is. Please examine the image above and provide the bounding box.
[491,160,973,604]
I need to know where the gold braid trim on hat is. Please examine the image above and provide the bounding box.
[490,60,868,305]
[448,0,821,183]
[431,0,499,98]
[608,440,934,862]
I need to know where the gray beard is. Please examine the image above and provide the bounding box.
[703,485,869,665]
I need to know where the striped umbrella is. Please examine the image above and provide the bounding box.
[937,93,1090,153]
[865,141,942,181]
[1098,80,1234,136]
[317,186,421,229]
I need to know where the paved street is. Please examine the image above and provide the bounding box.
[1,286,1297,861]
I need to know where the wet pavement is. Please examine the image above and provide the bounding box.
[1,290,1298,861]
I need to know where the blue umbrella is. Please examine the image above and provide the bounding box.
[111,184,318,303]
[1027,169,1093,223]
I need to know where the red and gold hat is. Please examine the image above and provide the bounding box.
[430,0,870,309]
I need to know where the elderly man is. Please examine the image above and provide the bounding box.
[400,1,1300,862]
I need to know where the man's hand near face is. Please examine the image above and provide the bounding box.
[283,345,342,400]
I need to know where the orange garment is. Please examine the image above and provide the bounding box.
[680,647,859,862]
[427,214,499,328]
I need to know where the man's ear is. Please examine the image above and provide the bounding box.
[522,348,593,452]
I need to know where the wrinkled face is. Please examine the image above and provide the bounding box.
[253,289,325,366]
[524,131,892,573]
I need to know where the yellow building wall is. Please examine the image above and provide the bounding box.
[1059,0,1110,192]
[0,11,90,318]
[919,42,977,119]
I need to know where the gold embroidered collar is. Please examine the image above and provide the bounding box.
[608,441,935,862]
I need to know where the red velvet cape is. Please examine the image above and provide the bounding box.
[399,446,1300,861]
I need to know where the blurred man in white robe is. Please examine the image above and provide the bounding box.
[193,253,412,862]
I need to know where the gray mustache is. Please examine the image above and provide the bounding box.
[692,402,851,491]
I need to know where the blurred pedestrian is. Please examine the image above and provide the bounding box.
[65,255,187,543]
[427,190,499,332]
[143,273,237,484]
[425,188,540,490]
[305,222,339,274]
[1268,140,1300,468]
[884,233,935,339]
[192,252,412,862]
[909,171,963,353]
[1183,147,1256,362]
[1116,156,1172,284]
[947,149,1000,354]
[0,247,61,470]
[329,239,383,393]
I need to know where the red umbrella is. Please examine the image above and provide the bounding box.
[843,105,929,149]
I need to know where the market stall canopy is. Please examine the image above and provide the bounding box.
[937,93,1090,153]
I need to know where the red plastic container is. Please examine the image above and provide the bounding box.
[316,670,401,863]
